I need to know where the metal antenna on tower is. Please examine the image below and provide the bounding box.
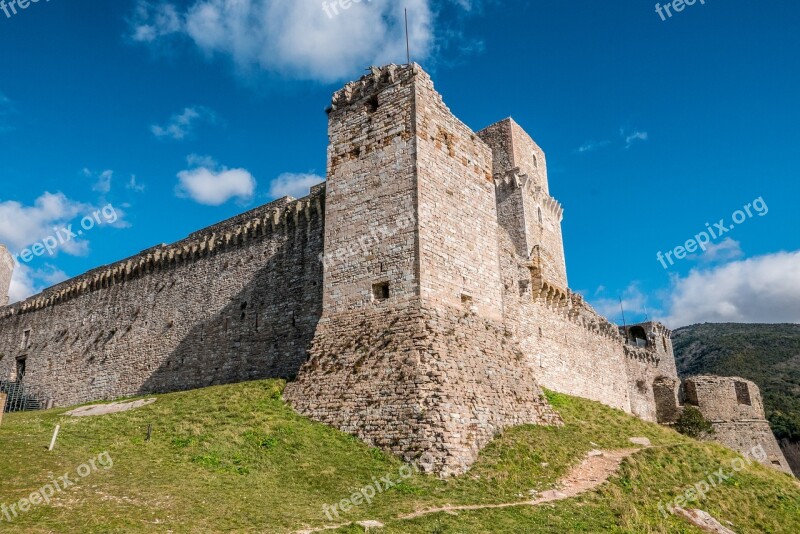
[619,296,629,342]
[405,8,411,65]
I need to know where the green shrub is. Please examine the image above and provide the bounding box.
[675,406,714,439]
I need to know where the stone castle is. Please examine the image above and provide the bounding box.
[0,64,790,475]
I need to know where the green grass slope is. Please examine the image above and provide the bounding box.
[0,380,797,533]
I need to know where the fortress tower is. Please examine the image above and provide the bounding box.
[478,119,568,289]
[0,245,13,307]
[284,64,560,475]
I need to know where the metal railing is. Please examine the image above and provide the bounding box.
[1,380,48,413]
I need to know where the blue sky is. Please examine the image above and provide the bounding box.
[1,0,798,327]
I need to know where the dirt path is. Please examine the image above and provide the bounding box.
[295,447,640,533]
[398,448,639,520]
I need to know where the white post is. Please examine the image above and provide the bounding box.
[48,424,60,451]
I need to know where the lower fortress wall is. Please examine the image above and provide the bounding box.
[284,304,562,476]
[497,232,665,420]
[0,189,325,407]
[712,421,792,474]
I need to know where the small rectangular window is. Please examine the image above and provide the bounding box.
[734,381,752,406]
[372,282,390,301]
[684,381,699,406]
[21,330,31,350]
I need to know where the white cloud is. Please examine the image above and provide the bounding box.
[659,251,800,328]
[8,262,68,304]
[268,173,325,199]
[129,0,454,82]
[151,106,216,141]
[176,155,256,205]
[129,2,182,42]
[0,192,94,256]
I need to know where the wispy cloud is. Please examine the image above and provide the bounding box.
[576,140,611,153]
[698,238,744,264]
[151,106,216,141]
[126,175,146,193]
[589,282,655,324]
[268,173,325,200]
[576,127,648,153]
[176,155,256,206]
[622,129,648,149]
[84,168,115,194]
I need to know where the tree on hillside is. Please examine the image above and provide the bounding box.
[675,406,715,439]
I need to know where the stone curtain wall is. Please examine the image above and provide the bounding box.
[623,323,679,422]
[0,190,325,407]
[496,234,635,414]
[0,245,12,307]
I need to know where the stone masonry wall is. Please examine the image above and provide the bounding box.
[320,65,419,314]
[0,245,12,307]
[490,156,659,417]
[286,304,561,476]
[0,190,325,407]
[413,69,503,321]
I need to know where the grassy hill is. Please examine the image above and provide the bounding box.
[0,380,798,533]
[672,323,800,475]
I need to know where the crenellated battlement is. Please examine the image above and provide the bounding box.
[1,187,325,318]
[624,344,661,366]
[494,169,564,223]
[329,64,419,112]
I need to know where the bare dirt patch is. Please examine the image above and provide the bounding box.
[65,398,156,417]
